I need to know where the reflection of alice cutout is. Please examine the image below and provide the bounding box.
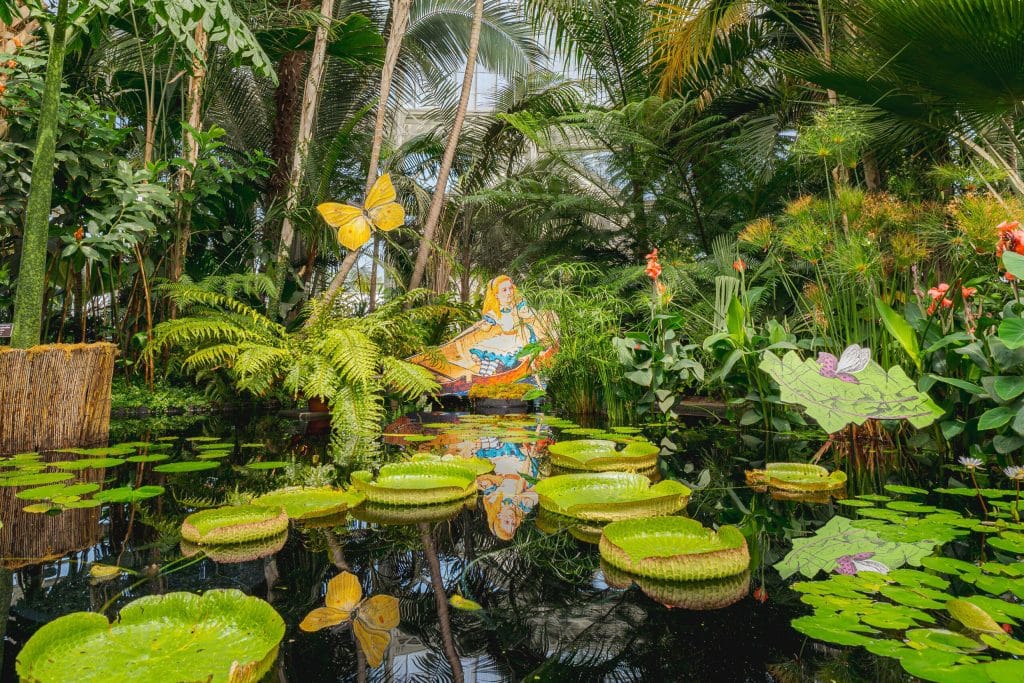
[817,344,871,384]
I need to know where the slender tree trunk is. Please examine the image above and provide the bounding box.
[459,209,472,303]
[319,0,413,303]
[170,23,208,287]
[408,0,484,292]
[368,234,380,310]
[10,0,70,348]
[269,0,336,318]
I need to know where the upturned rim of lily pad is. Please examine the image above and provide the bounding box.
[546,439,660,472]
[15,589,284,683]
[350,496,477,525]
[599,516,750,581]
[745,462,847,492]
[180,505,289,545]
[534,472,690,522]
[252,486,365,521]
[349,458,491,506]
[181,533,288,564]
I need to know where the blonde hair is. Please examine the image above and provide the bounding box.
[483,493,524,541]
[481,275,516,320]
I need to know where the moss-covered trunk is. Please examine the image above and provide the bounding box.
[10,0,70,348]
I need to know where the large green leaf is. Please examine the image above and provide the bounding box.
[16,590,284,682]
[547,439,659,472]
[875,298,921,370]
[349,458,491,505]
[774,516,940,579]
[759,350,943,433]
[252,486,364,521]
[534,472,690,522]
[599,516,748,581]
[999,318,1024,350]
[181,505,289,545]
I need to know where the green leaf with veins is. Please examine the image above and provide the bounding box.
[759,351,943,433]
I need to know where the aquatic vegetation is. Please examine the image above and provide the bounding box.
[351,497,476,526]
[15,590,285,683]
[745,462,847,493]
[547,438,659,472]
[776,516,941,579]
[153,460,220,473]
[759,350,943,433]
[180,505,290,545]
[299,571,399,668]
[599,516,749,581]
[535,472,690,522]
[181,533,288,563]
[92,485,165,504]
[602,561,751,610]
[253,486,364,521]
[350,458,492,505]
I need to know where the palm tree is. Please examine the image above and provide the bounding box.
[407,0,483,291]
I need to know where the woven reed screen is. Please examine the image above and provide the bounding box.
[0,343,117,455]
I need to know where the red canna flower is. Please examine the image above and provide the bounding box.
[753,586,768,603]
[927,283,950,299]
[74,226,84,241]
[1003,623,1013,634]
[733,258,747,273]
[996,220,1024,260]
[962,286,977,298]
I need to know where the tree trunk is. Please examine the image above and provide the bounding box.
[408,0,484,292]
[319,0,413,303]
[10,0,70,348]
[269,0,336,318]
[169,23,208,288]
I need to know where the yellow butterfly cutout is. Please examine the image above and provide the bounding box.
[317,173,406,251]
[299,571,400,669]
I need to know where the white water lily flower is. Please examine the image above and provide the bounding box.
[958,456,983,469]
[1004,465,1024,481]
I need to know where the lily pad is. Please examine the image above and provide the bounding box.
[93,486,165,504]
[0,472,75,487]
[181,533,288,564]
[153,460,220,474]
[243,461,290,470]
[759,350,943,433]
[49,458,125,470]
[601,560,751,610]
[181,505,289,545]
[15,589,285,683]
[745,462,846,493]
[350,459,491,506]
[252,487,364,521]
[534,472,690,522]
[905,628,985,654]
[599,516,749,581]
[125,454,171,463]
[547,439,660,472]
[15,483,100,501]
[948,598,1004,634]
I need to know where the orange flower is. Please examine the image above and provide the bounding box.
[733,258,747,273]
[1003,623,1013,634]
[74,227,84,241]
[644,248,662,280]
[996,220,1024,258]
[927,283,950,299]
[962,286,977,298]
[4,60,15,69]
[753,586,768,603]
[13,38,23,49]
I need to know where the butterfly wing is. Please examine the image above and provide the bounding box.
[299,606,350,632]
[356,595,400,631]
[817,352,838,377]
[326,571,362,612]
[317,202,363,228]
[353,618,391,669]
[364,173,397,211]
[368,201,405,231]
[337,215,372,251]
[836,344,871,374]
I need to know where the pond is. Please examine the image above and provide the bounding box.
[0,410,1013,682]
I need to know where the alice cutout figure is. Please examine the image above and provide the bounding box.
[456,276,538,377]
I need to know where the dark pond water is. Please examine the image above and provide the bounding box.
[1,410,918,682]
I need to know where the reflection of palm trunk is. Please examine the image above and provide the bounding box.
[419,524,464,683]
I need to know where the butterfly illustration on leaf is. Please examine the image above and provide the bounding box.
[835,552,889,575]
[817,344,871,384]
[299,571,400,668]
[317,174,405,251]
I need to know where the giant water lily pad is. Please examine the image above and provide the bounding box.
[759,350,943,433]
[547,439,660,472]
[599,516,749,581]
[745,462,846,493]
[181,505,289,545]
[253,487,364,521]
[349,459,492,506]
[15,589,284,683]
[534,472,690,522]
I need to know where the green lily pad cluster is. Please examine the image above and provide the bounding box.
[16,589,285,683]
[547,439,660,472]
[745,462,847,493]
[535,472,690,522]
